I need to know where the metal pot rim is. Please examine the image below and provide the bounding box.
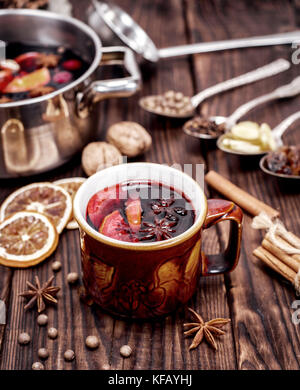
[0,8,102,108]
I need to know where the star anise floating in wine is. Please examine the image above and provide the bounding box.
[151,198,187,221]
[140,217,176,241]
[184,307,230,351]
[19,275,60,313]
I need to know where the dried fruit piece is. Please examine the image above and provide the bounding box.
[4,67,51,93]
[53,71,72,84]
[100,210,137,242]
[53,177,86,230]
[62,59,82,71]
[125,197,142,233]
[0,211,58,268]
[15,52,40,72]
[0,182,72,234]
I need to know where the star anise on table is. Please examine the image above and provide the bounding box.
[19,275,60,313]
[184,307,230,351]
[140,217,176,241]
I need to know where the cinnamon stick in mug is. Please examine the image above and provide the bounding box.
[205,171,279,218]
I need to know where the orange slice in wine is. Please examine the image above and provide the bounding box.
[0,182,72,234]
[53,177,86,229]
[125,197,141,233]
[4,67,50,93]
[0,211,58,268]
[100,210,138,242]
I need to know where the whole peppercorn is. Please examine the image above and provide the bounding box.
[18,332,31,345]
[64,349,75,361]
[38,348,49,360]
[67,272,79,284]
[48,327,58,340]
[120,345,132,358]
[85,335,100,350]
[52,261,62,272]
[37,314,48,326]
[32,362,44,370]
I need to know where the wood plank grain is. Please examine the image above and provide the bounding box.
[186,0,300,370]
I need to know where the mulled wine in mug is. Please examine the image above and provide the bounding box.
[74,163,243,319]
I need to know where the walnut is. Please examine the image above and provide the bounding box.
[81,142,122,177]
[106,121,152,157]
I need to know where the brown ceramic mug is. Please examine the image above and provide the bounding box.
[74,163,243,319]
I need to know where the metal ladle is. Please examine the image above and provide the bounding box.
[139,58,290,119]
[88,1,300,63]
[214,76,300,156]
[259,111,300,180]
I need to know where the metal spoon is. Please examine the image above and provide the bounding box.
[211,76,300,156]
[259,111,300,180]
[139,58,290,119]
[88,1,300,63]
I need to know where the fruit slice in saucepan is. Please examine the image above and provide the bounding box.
[125,197,142,233]
[15,52,40,72]
[87,187,126,229]
[62,59,82,71]
[0,211,59,268]
[0,182,72,234]
[99,210,138,242]
[4,67,50,93]
[0,70,13,92]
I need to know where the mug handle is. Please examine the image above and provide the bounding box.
[201,199,243,276]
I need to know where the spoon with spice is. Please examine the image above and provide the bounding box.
[139,58,290,119]
[259,111,300,180]
[213,77,300,156]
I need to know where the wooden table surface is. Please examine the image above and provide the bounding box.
[1,0,300,370]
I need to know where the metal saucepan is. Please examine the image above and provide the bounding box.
[87,0,300,63]
[0,9,141,178]
[259,111,300,180]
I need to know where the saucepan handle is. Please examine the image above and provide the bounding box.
[201,199,243,276]
[76,46,141,116]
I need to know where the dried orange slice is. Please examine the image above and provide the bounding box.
[0,182,72,234]
[53,177,86,229]
[0,211,58,268]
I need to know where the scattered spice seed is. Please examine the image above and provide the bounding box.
[52,261,62,272]
[101,363,110,370]
[48,327,58,340]
[64,349,75,361]
[38,347,49,360]
[18,332,31,345]
[183,116,225,138]
[141,90,193,116]
[37,314,48,326]
[67,272,79,284]
[32,362,44,370]
[85,335,100,350]
[120,345,132,358]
